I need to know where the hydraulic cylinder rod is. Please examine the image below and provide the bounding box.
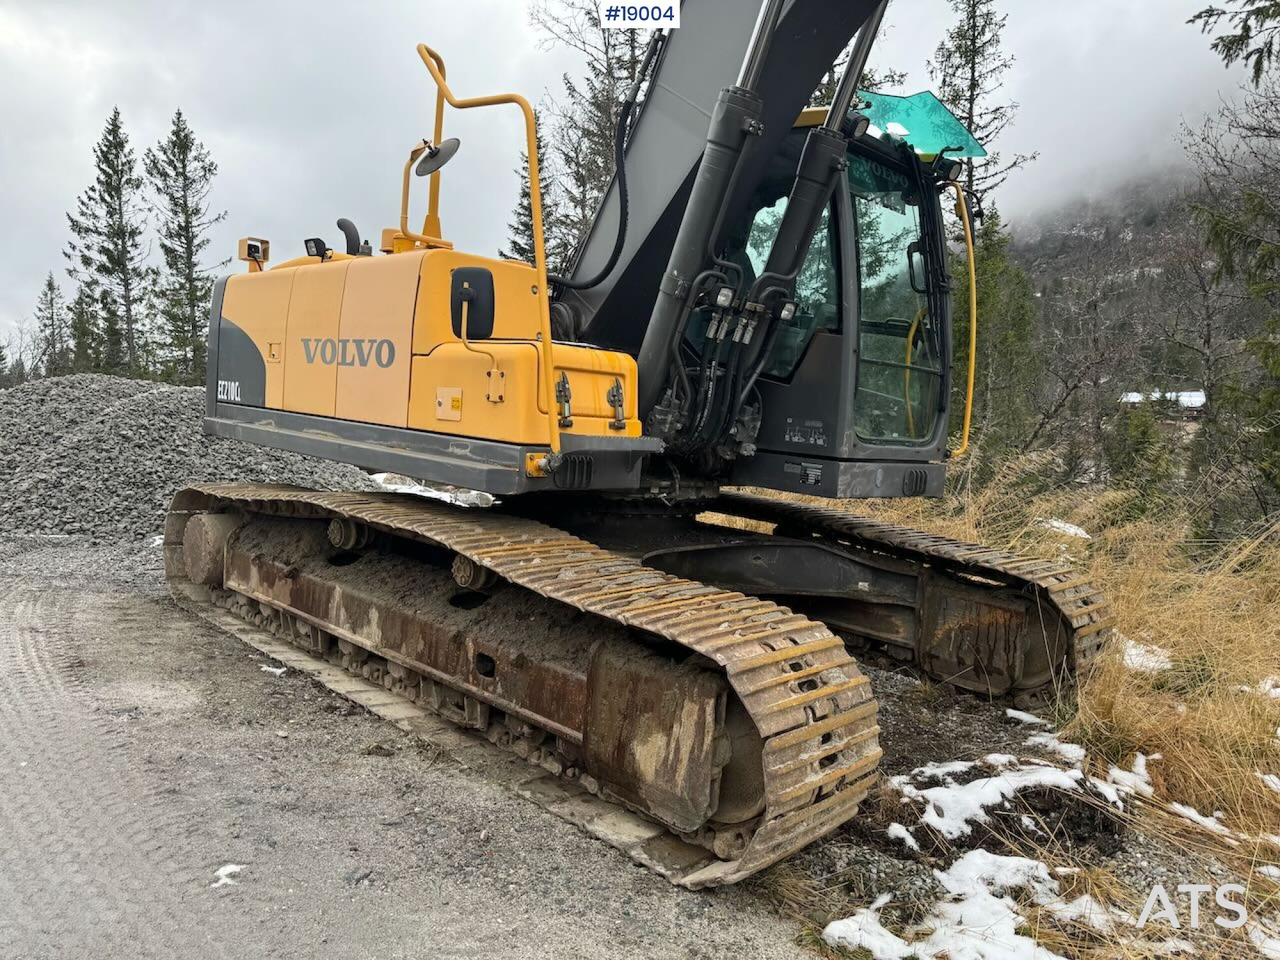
[635,0,786,419]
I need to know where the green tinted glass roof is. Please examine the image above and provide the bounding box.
[857,90,987,159]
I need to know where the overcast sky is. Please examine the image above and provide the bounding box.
[0,0,1250,343]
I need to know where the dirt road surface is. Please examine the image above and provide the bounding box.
[0,538,807,959]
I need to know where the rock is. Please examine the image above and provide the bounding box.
[0,375,374,540]
[343,867,373,887]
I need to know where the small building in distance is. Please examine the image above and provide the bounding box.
[1119,390,1206,422]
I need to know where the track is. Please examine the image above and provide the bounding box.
[165,482,1112,886]
[166,484,883,888]
[711,492,1113,702]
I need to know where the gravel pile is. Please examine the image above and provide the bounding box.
[1,375,374,540]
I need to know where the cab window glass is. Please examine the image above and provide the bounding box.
[849,155,942,444]
[745,199,839,379]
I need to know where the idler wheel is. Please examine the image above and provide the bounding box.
[182,513,243,587]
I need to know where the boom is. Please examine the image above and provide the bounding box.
[558,0,882,355]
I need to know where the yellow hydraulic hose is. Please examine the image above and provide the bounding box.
[948,182,977,459]
[416,42,560,455]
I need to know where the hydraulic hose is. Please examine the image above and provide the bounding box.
[548,100,631,291]
[550,32,662,292]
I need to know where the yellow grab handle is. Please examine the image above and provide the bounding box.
[947,182,977,459]
[415,42,560,454]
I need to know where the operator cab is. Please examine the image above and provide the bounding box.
[706,96,981,498]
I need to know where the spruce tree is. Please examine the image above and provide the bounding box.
[68,286,100,373]
[1191,1,1280,84]
[0,340,9,388]
[65,107,151,375]
[928,0,1036,202]
[100,291,127,374]
[810,16,907,109]
[33,273,71,376]
[144,109,225,383]
[1190,23,1280,509]
[498,119,565,270]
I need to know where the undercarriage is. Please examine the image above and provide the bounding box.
[165,483,1111,886]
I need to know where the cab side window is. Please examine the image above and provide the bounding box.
[745,199,840,380]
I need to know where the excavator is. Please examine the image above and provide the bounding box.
[165,0,1113,887]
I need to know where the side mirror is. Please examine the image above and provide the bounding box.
[415,137,461,178]
[450,267,495,340]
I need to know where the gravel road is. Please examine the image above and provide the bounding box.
[0,538,807,960]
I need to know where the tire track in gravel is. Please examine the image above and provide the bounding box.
[0,584,228,959]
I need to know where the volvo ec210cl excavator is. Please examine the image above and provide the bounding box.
[165,0,1113,887]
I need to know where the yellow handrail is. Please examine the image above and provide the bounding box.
[415,42,560,455]
[948,182,977,459]
[400,140,430,244]
[421,46,447,240]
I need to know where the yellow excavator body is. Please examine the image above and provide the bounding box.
[219,247,642,444]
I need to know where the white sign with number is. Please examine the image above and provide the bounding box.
[597,3,680,28]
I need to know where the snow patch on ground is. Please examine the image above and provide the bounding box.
[1251,922,1280,959]
[1167,802,1235,841]
[210,863,244,889]
[891,758,1086,840]
[1106,752,1156,800]
[1035,517,1092,540]
[1123,639,1173,672]
[1254,677,1280,700]
[824,850,1118,959]
[1024,731,1087,765]
[886,823,919,852]
[1005,708,1048,726]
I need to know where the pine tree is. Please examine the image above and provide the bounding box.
[498,119,566,270]
[65,107,152,375]
[144,109,225,383]
[0,340,9,388]
[33,273,71,376]
[68,286,100,373]
[928,0,1036,202]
